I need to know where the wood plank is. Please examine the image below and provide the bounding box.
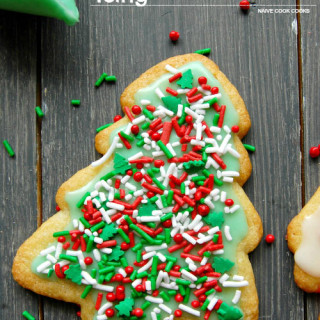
[40,0,303,318]
[0,10,38,320]
[300,2,320,319]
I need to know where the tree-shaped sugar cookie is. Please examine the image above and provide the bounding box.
[288,187,320,292]
[13,54,262,320]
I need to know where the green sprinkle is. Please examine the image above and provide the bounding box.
[181,182,186,194]
[120,131,134,142]
[178,104,187,125]
[3,140,15,157]
[91,269,97,278]
[161,195,168,207]
[130,270,137,281]
[208,97,218,106]
[183,286,191,303]
[105,272,114,282]
[157,140,173,159]
[150,196,158,204]
[76,192,90,208]
[96,123,112,133]
[195,276,208,285]
[160,291,170,302]
[95,72,108,87]
[136,249,142,263]
[176,278,191,286]
[136,271,148,279]
[160,212,173,222]
[202,151,208,162]
[99,266,115,274]
[35,106,44,118]
[165,261,174,272]
[205,288,215,296]
[71,100,81,106]
[141,301,152,310]
[213,234,219,243]
[151,255,159,276]
[164,254,177,263]
[192,175,206,182]
[130,224,155,244]
[178,284,186,295]
[213,113,220,126]
[136,139,145,147]
[132,242,143,252]
[53,230,70,237]
[59,254,78,262]
[98,274,105,284]
[100,170,117,181]
[194,48,211,55]
[118,228,130,243]
[202,169,211,177]
[123,215,133,226]
[80,216,91,229]
[243,143,256,152]
[203,251,211,258]
[165,228,171,244]
[152,178,166,190]
[91,221,105,232]
[22,311,36,320]
[167,190,174,205]
[167,290,177,296]
[214,176,223,186]
[105,75,117,82]
[81,285,93,299]
[120,257,129,268]
[143,108,154,120]
[141,122,150,130]
[201,299,210,310]
[86,235,95,252]
[47,269,54,277]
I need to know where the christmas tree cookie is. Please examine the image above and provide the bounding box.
[288,187,320,292]
[13,54,262,320]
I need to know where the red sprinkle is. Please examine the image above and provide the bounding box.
[231,125,239,133]
[131,105,141,115]
[113,115,122,122]
[169,72,182,83]
[265,234,275,244]
[309,146,320,158]
[239,0,250,10]
[169,30,180,41]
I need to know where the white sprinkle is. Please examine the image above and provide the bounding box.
[165,64,179,74]
[219,273,230,283]
[106,202,124,211]
[230,204,240,213]
[207,298,218,311]
[210,126,221,133]
[93,284,114,292]
[100,248,112,254]
[36,261,51,273]
[55,242,63,259]
[91,136,119,167]
[132,115,146,125]
[145,243,168,252]
[222,171,240,177]
[233,275,244,281]
[159,304,172,314]
[145,296,164,304]
[140,99,151,105]
[208,226,220,235]
[40,246,56,256]
[157,252,166,262]
[204,197,215,209]
[197,235,213,244]
[128,152,143,161]
[93,249,101,262]
[224,225,232,241]
[138,258,153,273]
[188,214,202,230]
[97,315,107,320]
[151,312,157,320]
[178,304,200,317]
[232,290,242,304]
[143,251,157,260]
[223,177,233,183]
[132,279,142,288]
[182,232,197,245]
[213,249,224,255]
[81,271,97,285]
[185,107,198,119]
[155,88,165,99]
[177,104,183,117]
[226,144,240,158]
[223,281,249,287]
[98,302,112,315]
[181,269,197,282]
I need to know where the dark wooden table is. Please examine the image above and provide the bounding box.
[0,0,319,319]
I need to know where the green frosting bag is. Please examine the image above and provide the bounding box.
[0,0,79,25]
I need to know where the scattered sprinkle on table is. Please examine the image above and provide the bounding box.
[169,30,180,41]
[35,106,44,118]
[105,75,117,82]
[194,48,211,55]
[239,0,250,11]
[71,100,81,106]
[3,140,15,157]
[95,72,108,87]
[309,146,320,158]
[265,234,275,244]
[22,310,36,320]
[243,143,256,152]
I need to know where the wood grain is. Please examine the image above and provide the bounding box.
[0,10,39,320]
[300,1,320,319]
